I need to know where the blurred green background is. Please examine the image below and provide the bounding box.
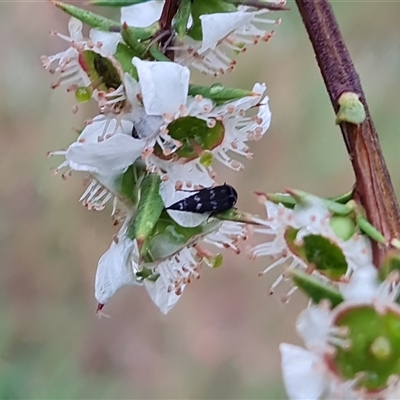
[1,1,400,398]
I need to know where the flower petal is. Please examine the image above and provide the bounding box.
[90,30,121,56]
[280,343,327,400]
[199,11,256,54]
[66,134,146,175]
[132,57,190,116]
[68,17,83,42]
[144,278,181,315]
[121,1,163,28]
[95,235,140,305]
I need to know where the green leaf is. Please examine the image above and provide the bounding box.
[336,92,366,125]
[356,215,386,244]
[189,0,237,41]
[114,43,139,79]
[121,21,160,42]
[189,83,253,103]
[329,189,353,204]
[148,45,171,62]
[139,211,207,261]
[290,269,344,307]
[91,0,152,6]
[267,193,296,209]
[303,235,348,280]
[127,173,164,246]
[214,208,257,224]
[54,1,121,31]
[120,23,147,54]
[114,163,146,205]
[289,188,352,216]
[174,0,192,40]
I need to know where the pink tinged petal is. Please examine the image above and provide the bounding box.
[160,181,210,228]
[95,236,140,305]
[199,11,256,54]
[280,343,327,400]
[66,134,146,175]
[89,30,121,56]
[68,17,84,42]
[144,279,181,315]
[132,57,190,116]
[121,0,163,27]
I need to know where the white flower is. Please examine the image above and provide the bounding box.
[134,59,270,177]
[41,17,120,96]
[249,193,373,293]
[95,218,248,314]
[280,265,400,400]
[49,113,146,177]
[142,220,248,313]
[174,6,279,75]
[121,1,280,75]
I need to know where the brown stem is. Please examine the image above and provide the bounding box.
[295,0,400,266]
[160,0,180,31]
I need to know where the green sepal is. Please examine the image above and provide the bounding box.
[290,269,344,307]
[214,208,257,224]
[53,1,121,31]
[174,0,192,40]
[303,235,348,280]
[188,83,253,104]
[189,0,237,41]
[91,0,151,6]
[335,92,366,125]
[114,43,139,79]
[127,173,164,246]
[356,215,386,244]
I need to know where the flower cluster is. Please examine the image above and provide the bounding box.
[249,192,372,295]
[43,0,277,313]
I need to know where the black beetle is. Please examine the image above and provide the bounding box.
[166,183,238,214]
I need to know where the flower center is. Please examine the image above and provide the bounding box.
[155,116,224,161]
[332,305,400,391]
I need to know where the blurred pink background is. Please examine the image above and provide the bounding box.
[1,1,400,398]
